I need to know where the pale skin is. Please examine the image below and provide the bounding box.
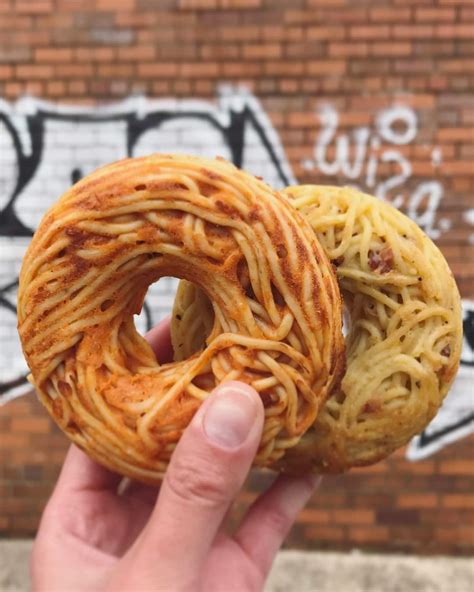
[31,318,320,591]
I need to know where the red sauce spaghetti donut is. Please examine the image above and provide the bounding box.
[18,155,345,484]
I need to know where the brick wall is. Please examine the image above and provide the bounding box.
[1,0,473,555]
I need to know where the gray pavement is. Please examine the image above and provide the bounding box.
[0,540,473,591]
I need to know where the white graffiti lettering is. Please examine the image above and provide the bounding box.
[311,104,446,239]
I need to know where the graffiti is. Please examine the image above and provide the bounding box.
[0,89,294,401]
[0,89,472,460]
[407,301,474,460]
[304,104,449,239]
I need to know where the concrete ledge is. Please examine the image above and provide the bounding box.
[1,540,473,591]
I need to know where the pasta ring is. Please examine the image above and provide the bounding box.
[172,185,462,473]
[17,155,345,484]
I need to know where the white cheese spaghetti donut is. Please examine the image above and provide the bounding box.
[172,185,462,473]
[17,155,344,484]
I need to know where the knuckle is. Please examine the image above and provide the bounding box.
[166,454,234,507]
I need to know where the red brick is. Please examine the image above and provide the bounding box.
[393,24,434,38]
[443,161,473,176]
[24,81,45,95]
[220,0,262,7]
[352,462,388,474]
[179,62,219,78]
[333,510,375,525]
[304,526,345,542]
[440,59,474,72]
[306,26,346,40]
[96,0,135,9]
[440,461,474,474]
[437,128,474,141]
[435,527,474,545]
[370,7,411,21]
[117,46,156,62]
[439,0,474,4]
[138,63,178,78]
[328,42,368,57]
[15,0,52,13]
[68,80,87,95]
[222,62,262,77]
[370,42,412,56]
[442,495,474,509]
[54,64,94,78]
[15,64,53,79]
[0,0,10,14]
[307,60,346,75]
[75,47,115,62]
[415,8,455,21]
[242,44,282,60]
[35,48,73,62]
[200,44,240,60]
[96,64,133,78]
[350,527,389,543]
[265,61,304,76]
[179,0,218,7]
[219,26,259,41]
[350,25,391,39]
[397,494,438,508]
[10,417,51,434]
[0,64,12,79]
[436,25,474,38]
[0,433,29,447]
[298,509,331,524]
[393,460,436,474]
[461,7,474,21]
[114,11,157,28]
[4,81,22,97]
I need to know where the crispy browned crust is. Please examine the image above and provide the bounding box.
[18,155,344,484]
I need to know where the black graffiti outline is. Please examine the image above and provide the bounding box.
[0,96,292,395]
[0,101,292,237]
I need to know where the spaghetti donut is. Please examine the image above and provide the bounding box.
[172,185,462,472]
[17,155,344,484]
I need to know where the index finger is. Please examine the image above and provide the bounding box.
[54,445,122,496]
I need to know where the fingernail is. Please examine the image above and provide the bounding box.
[203,386,258,449]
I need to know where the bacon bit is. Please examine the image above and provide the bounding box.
[332,256,344,267]
[255,175,263,181]
[362,398,382,414]
[277,244,288,259]
[441,345,451,357]
[368,247,394,273]
[368,250,380,270]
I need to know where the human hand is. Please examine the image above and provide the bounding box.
[31,318,320,592]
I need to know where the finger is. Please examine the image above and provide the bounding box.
[144,316,173,363]
[234,473,321,577]
[54,445,122,496]
[136,381,264,581]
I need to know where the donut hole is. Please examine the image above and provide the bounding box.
[134,275,180,335]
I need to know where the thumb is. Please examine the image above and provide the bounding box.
[129,381,264,587]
